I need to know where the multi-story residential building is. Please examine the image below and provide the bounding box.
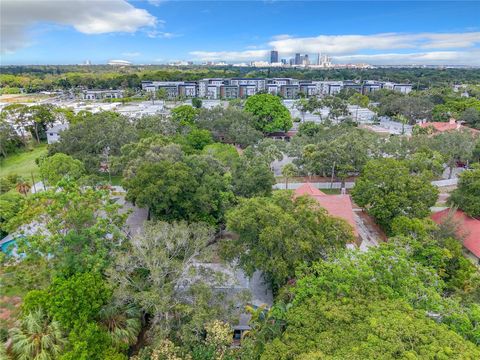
[383,82,413,94]
[178,82,198,97]
[83,90,124,100]
[220,85,239,99]
[342,81,363,93]
[140,79,412,100]
[266,84,279,95]
[229,78,266,91]
[299,81,318,96]
[280,84,300,99]
[362,81,383,94]
[326,82,344,95]
[239,85,258,98]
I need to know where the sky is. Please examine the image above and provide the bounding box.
[1,0,480,66]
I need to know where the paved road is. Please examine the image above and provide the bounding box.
[274,178,458,190]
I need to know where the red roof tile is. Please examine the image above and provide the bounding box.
[420,122,480,134]
[294,184,358,236]
[431,209,480,258]
[295,183,326,196]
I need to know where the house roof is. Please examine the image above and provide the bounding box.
[419,121,479,134]
[295,183,326,196]
[294,184,358,236]
[431,209,480,258]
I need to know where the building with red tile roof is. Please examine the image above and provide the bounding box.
[294,182,326,196]
[431,208,480,264]
[294,183,358,237]
[419,118,480,134]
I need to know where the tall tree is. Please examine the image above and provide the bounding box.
[10,309,66,360]
[223,192,354,290]
[244,93,292,133]
[351,158,438,233]
[49,111,137,174]
[449,164,480,218]
[39,153,85,185]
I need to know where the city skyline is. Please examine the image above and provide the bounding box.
[1,0,480,66]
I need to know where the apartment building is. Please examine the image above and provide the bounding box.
[140,79,411,100]
[383,82,413,94]
[83,90,124,100]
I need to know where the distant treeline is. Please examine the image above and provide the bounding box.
[1,65,480,92]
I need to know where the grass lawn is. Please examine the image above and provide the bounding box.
[0,144,47,180]
[321,188,342,195]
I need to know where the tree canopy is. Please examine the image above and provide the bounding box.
[223,192,354,290]
[449,165,480,218]
[351,158,438,233]
[244,93,292,133]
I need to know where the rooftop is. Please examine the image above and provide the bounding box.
[294,183,358,236]
[431,209,480,258]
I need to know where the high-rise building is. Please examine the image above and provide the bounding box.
[270,50,279,63]
[295,53,301,65]
[303,54,309,65]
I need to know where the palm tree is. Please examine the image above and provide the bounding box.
[282,163,297,190]
[98,304,141,347]
[10,309,66,360]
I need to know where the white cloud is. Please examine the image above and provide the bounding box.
[190,32,480,65]
[1,0,157,53]
[333,51,480,66]
[268,32,480,55]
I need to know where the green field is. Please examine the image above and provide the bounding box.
[0,144,47,180]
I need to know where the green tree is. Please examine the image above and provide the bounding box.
[10,309,66,360]
[1,104,31,145]
[98,304,141,348]
[49,112,137,174]
[39,153,85,185]
[47,272,111,330]
[430,129,477,178]
[171,105,198,126]
[0,192,24,237]
[191,97,202,109]
[351,158,438,233]
[201,143,239,168]
[156,88,168,102]
[261,297,480,360]
[0,118,24,157]
[6,181,126,275]
[321,96,350,121]
[281,163,297,190]
[123,153,233,224]
[196,107,262,147]
[406,149,445,178]
[449,164,480,218]
[182,128,213,151]
[460,107,480,129]
[244,93,292,132]
[231,156,275,198]
[223,192,354,290]
[107,221,212,335]
[348,92,369,108]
